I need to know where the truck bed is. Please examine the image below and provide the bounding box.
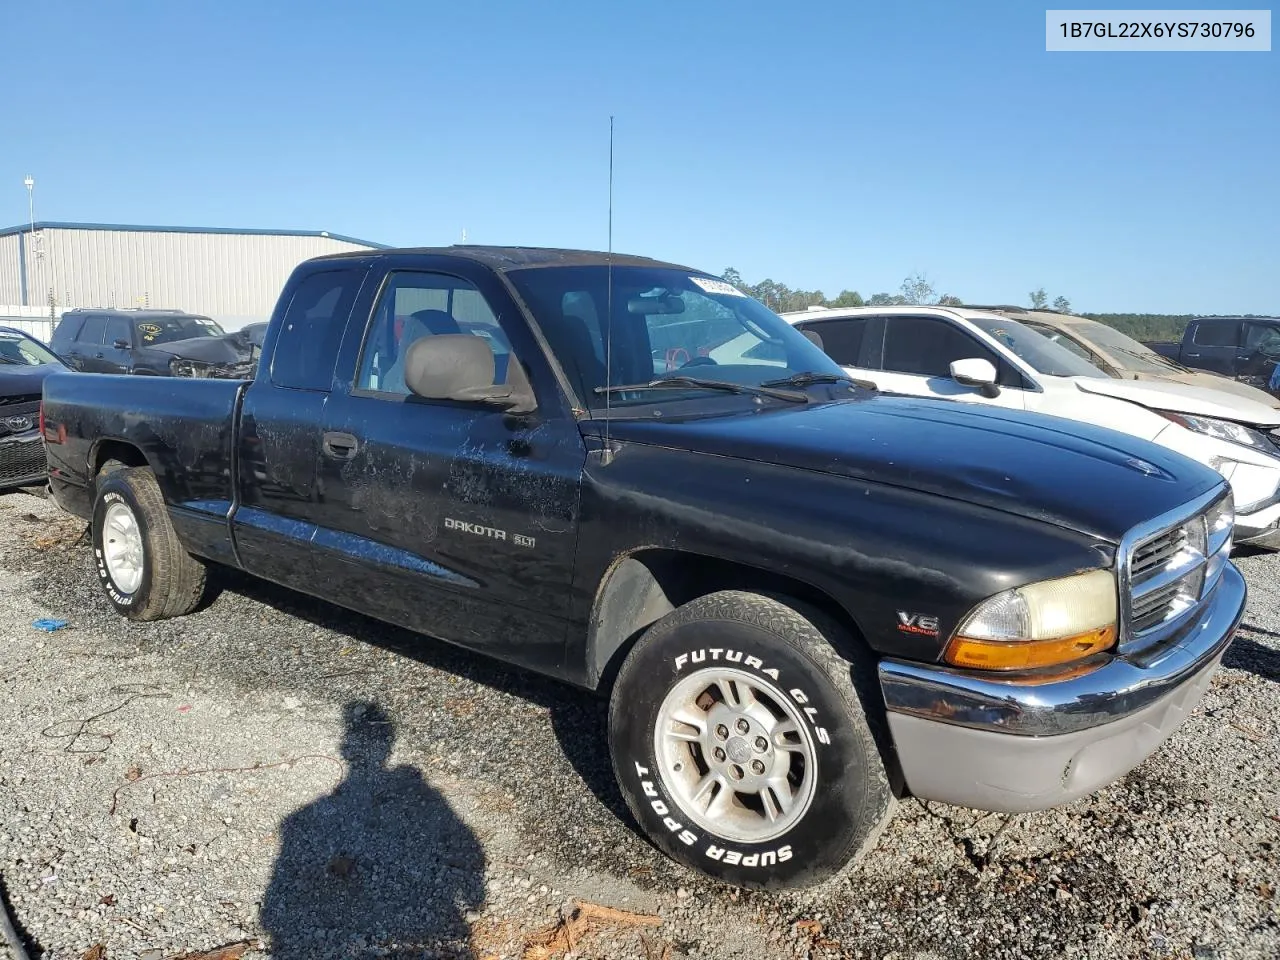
[42,370,246,563]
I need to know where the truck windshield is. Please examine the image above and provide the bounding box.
[1071,319,1188,374]
[969,316,1107,379]
[506,265,844,408]
[134,316,225,346]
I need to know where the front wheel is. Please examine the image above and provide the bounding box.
[91,466,206,621]
[608,590,894,889]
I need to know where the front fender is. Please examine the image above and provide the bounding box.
[570,444,1115,673]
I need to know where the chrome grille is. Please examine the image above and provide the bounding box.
[1131,526,1187,579]
[1121,491,1233,655]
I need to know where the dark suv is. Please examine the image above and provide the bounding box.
[50,309,252,377]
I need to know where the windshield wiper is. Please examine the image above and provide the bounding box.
[1118,347,1188,372]
[762,371,878,391]
[594,376,809,403]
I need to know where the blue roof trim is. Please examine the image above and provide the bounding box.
[0,221,388,248]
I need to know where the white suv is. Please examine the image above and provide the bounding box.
[781,305,1280,547]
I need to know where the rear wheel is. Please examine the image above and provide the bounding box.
[608,590,894,889]
[91,466,206,621]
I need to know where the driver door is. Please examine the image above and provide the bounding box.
[1240,321,1280,386]
[313,261,586,674]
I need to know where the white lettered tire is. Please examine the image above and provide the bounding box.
[91,466,207,621]
[608,590,894,889]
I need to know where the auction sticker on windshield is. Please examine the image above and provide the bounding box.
[691,277,747,297]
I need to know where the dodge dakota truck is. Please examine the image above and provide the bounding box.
[41,247,1245,889]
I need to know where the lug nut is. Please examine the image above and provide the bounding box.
[754,736,768,752]
[713,747,726,762]
[735,718,750,734]
[715,724,729,740]
[729,764,744,780]
[751,760,766,775]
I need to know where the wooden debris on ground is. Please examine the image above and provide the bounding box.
[521,900,663,960]
[166,940,255,960]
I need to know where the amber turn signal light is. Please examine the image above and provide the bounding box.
[943,624,1117,671]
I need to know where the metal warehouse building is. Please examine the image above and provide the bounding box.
[0,221,384,339]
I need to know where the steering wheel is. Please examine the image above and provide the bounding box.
[680,356,719,369]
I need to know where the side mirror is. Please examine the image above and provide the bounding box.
[950,357,1000,398]
[404,335,536,414]
[112,339,130,350]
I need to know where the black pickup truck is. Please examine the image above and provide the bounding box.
[42,247,1245,889]
[1147,315,1280,394]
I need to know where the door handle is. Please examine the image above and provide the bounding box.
[95,352,105,359]
[1184,353,1200,358]
[322,431,359,460]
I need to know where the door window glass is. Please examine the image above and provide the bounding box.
[77,315,106,345]
[106,317,131,347]
[357,272,511,395]
[1243,323,1280,357]
[882,315,1000,377]
[1192,319,1239,347]
[797,318,868,365]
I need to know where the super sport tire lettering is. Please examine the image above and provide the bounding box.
[609,590,895,890]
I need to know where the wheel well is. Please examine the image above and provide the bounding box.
[588,549,869,691]
[92,440,148,477]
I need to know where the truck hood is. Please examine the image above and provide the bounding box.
[1130,370,1280,409]
[147,335,251,364]
[596,396,1223,543]
[1072,376,1280,426]
[0,362,60,398]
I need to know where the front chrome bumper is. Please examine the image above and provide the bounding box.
[877,562,1246,812]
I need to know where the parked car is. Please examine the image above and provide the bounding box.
[971,306,1280,407]
[785,305,1280,547]
[50,308,253,378]
[0,325,69,490]
[1145,316,1280,394]
[44,247,1244,890]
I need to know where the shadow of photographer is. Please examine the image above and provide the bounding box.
[261,700,485,959]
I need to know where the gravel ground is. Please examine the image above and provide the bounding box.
[0,488,1276,960]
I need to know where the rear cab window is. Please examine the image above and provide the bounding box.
[270,270,364,391]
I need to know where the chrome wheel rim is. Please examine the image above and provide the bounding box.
[654,666,818,843]
[102,501,145,594]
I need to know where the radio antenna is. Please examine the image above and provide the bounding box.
[603,115,615,464]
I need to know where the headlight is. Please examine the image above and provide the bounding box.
[170,358,213,378]
[1158,411,1274,453]
[944,569,1117,670]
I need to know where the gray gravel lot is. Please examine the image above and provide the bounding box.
[0,488,1277,960]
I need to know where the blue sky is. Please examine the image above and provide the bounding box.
[3,0,1276,312]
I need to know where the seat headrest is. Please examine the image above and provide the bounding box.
[405,309,462,338]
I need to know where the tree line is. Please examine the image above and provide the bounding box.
[721,268,1241,343]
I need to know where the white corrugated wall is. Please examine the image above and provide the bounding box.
[0,235,21,304]
[15,228,374,325]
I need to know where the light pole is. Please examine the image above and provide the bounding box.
[24,176,34,230]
